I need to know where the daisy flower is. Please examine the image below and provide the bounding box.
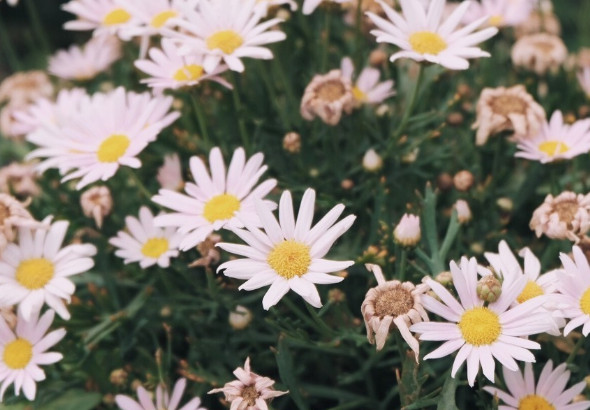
[109,206,184,269]
[556,246,590,336]
[340,57,396,106]
[484,240,564,334]
[26,87,179,190]
[461,0,534,28]
[134,39,232,91]
[511,33,567,75]
[367,0,499,70]
[208,357,288,409]
[484,360,590,410]
[166,0,287,73]
[578,67,590,98]
[300,69,355,126]
[0,218,97,321]
[62,0,138,36]
[115,378,206,410]
[217,188,356,310]
[152,147,277,251]
[410,256,553,386]
[530,191,590,243]
[0,309,66,401]
[515,111,590,163]
[48,35,122,81]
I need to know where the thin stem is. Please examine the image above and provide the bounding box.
[398,249,408,281]
[232,73,250,150]
[305,302,335,338]
[0,13,20,71]
[126,168,153,200]
[23,0,51,56]
[566,336,585,364]
[321,11,332,72]
[394,64,424,138]
[190,91,210,147]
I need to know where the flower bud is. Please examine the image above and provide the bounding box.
[229,305,253,330]
[80,186,113,228]
[393,214,421,247]
[363,149,383,172]
[453,170,474,192]
[454,199,472,224]
[435,271,453,286]
[476,275,502,303]
[369,49,388,66]
[283,132,301,153]
[109,369,128,387]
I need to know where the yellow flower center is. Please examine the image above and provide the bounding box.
[580,287,590,315]
[538,140,569,157]
[206,30,244,54]
[409,31,447,55]
[3,338,33,369]
[267,240,311,279]
[518,395,555,410]
[489,15,504,27]
[103,8,131,26]
[97,134,130,163]
[141,237,169,259]
[517,280,545,303]
[352,86,367,102]
[202,194,241,223]
[151,10,177,28]
[458,307,501,346]
[173,64,205,82]
[16,258,55,290]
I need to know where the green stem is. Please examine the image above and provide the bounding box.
[23,0,51,56]
[305,302,335,337]
[399,248,408,281]
[232,73,249,150]
[0,13,20,71]
[566,336,586,364]
[190,92,210,147]
[126,168,152,200]
[354,0,363,69]
[321,11,332,72]
[394,64,424,138]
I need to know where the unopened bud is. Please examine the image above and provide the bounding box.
[476,275,502,303]
[229,305,253,330]
[369,49,388,66]
[435,271,453,286]
[454,199,472,224]
[363,149,382,172]
[283,132,301,153]
[496,197,513,212]
[437,173,453,191]
[453,170,474,192]
[394,214,421,247]
[109,369,128,387]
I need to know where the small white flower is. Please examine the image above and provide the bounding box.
[556,246,590,336]
[362,148,383,172]
[62,0,138,36]
[116,378,206,410]
[367,0,499,70]
[340,57,395,106]
[217,188,356,310]
[0,309,66,401]
[110,206,184,269]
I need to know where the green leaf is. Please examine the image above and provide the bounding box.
[41,390,102,410]
[436,376,459,410]
[275,336,310,410]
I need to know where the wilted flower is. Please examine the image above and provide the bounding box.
[454,199,472,224]
[0,193,40,253]
[0,71,53,106]
[0,103,27,139]
[189,233,221,268]
[362,264,429,359]
[208,357,288,409]
[157,153,184,191]
[362,148,382,172]
[0,162,40,197]
[515,9,561,38]
[511,33,568,75]
[116,378,206,410]
[282,132,301,154]
[0,306,16,329]
[530,191,590,243]
[229,305,253,330]
[393,214,421,247]
[300,69,355,126]
[80,186,113,228]
[461,0,533,28]
[472,85,546,145]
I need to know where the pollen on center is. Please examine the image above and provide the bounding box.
[97,134,130,163]
[518,394,555,410]
[458,306,501,346]
[141,237,169,259]
[267,240,311,279]
[202,194,241,223]
[409,31,447,55]
[206,30,244,55]
[16,258,55,290]
[3,338,33,369]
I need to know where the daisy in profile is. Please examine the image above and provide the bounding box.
[0,218,97,320]
[26,87,179,190]
[217,189,356,310]
[340,57,395,107]
[116,378,206,410]
[135,39,232,91]
[556,246,590,336]
[410,256,552,386]
[302,0,352,15]
[367,0,499,70]
[62,0,138,36]
[515,111,590,163]
[48,35,122,81]
[166,0,287,73]
[0,309,66,401]
[109,206,184,268]
[484,361,590,410]
[153,147,277,251]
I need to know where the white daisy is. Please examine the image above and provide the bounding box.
[484,240,564,334]
[556,245,590,336]
[484,360,590,410]
[0,309,66,401]
[62,0,138,36]
[367,0,499,70]
[0,218,97,321]
[26,87,179,190]
[152,147,277,251]
[166,0,287,73]
[109,206,184,269]
[134,39,232,91]
[515,110,590,163]
[461,0,534,28]
[302,0,352,15]
[48,35,122,81]
[410,256,553,386]
[340,57,396,106]
[115,378,206,410]
[217,188,356,310]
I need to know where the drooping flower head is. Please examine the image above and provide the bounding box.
[116,378,206,410]
[511,33,568,75]
[0,309,66,401]
[300,69,355,126]
[0,194,41,253]
[80,185,113,228]
[217,189,355,310]
[366,0,499,70]
[153,147,277,251]
[411,256,553,386]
